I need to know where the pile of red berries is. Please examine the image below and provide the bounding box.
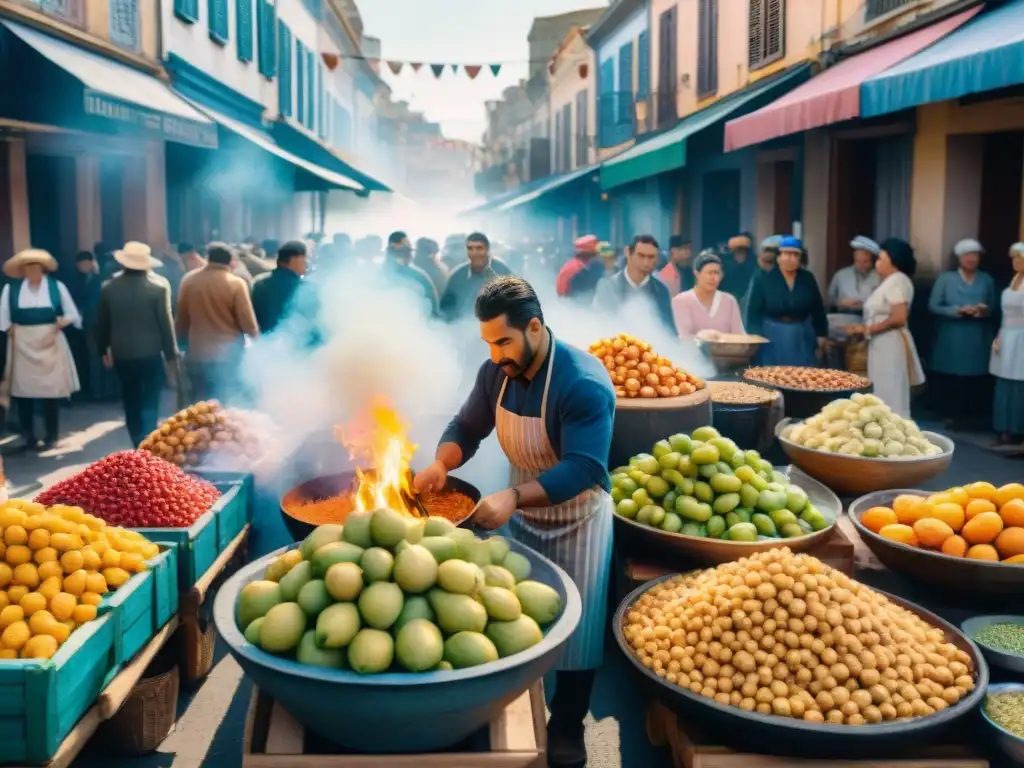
[37,450,221,528]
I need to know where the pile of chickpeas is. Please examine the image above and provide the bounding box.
[622,549,975,725]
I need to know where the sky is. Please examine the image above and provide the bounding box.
[359,0,609,145]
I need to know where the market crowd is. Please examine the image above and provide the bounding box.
[0,227,1022,455]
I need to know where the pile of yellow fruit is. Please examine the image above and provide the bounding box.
[0,500,158,660]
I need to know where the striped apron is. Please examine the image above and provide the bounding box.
[496,340,613,672]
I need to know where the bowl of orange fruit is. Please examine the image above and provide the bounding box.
[848,482,1024,598]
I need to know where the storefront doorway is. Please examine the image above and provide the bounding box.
[978,131,1023,289]
[701,169,741,249]
[26,153,76,272]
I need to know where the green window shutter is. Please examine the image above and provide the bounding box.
[305,50,315,130]
[278,21,292,117]
[295,39,306,123]
[637,30,650,100]
[236,0,253,62]
[174,0,199,23]
[208,0,228,44]
[257,0,276,77]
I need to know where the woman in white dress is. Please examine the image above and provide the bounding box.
[0,249,82,450]
[991,242,1024,450]
[849,238,925,417]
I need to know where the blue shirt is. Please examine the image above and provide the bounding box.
[440,333,615,505]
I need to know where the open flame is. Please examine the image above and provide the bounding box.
[333,396,419,516]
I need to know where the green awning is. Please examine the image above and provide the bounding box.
[600,65,811,190]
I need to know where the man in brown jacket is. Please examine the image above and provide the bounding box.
[175,243,259,403]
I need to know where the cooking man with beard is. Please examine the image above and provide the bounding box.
[413,276,615,768]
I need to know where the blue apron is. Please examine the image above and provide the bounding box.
[755,317,817,367]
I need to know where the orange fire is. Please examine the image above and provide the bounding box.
[333,397,419,516]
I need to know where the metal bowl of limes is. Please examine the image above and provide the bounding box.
[612,462,840,565]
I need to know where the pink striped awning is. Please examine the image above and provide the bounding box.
[723,7,980,151]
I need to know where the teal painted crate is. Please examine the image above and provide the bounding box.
[98,546,179,668]
[131,507,218,590]
[188,470,255,523]
[212,481,248,551]
[0,612,116,764]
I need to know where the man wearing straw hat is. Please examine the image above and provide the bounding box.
[0,249,82,450]
[97,241,178,448]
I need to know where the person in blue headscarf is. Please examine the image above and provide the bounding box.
[745,236,828,366]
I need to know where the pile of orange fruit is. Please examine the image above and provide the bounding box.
[860,482,1024,563]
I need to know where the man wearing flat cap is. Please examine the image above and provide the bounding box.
[0,249,83,450]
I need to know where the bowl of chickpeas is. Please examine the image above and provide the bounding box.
[614,549,988,756]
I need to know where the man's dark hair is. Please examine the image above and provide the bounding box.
[415,237,439,257]
[669,235,691,249]
[177,242,195,255]
[75,250,94,263]
[388,231,408,247]
[206,242,234,266]
[467,232,490,249]
[278,240,308,263]
[630,234,659,250]
[475,276,544,331]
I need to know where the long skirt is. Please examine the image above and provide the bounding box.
[754,317,817,367]
[993,377,1024,436]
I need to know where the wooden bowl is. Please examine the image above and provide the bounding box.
[775,419,954,496]
[746,378,873,419]
[848,489,1024,599]
[699,337,768,368]
[613,574,989,757]
[613,466,841,566]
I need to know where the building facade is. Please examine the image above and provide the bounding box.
[549,27,597,173]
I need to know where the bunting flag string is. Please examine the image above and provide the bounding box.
[429,63,445,78]
[318,52,516,79]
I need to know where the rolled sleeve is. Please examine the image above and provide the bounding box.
[536,376,614,505]
[439,362,496,465]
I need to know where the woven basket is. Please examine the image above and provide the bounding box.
[845,338,868,376]
[96,664,180,755]
[182,617,217,684]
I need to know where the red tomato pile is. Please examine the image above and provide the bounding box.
[37,450,221,528]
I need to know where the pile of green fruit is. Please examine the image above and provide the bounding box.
[235,509,563,674]
[611,426,831,541]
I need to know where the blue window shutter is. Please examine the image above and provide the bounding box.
[318,71,327,138]
[306,50,315,130]
[208,0,228,44]
[637,31,650,100]
[257,0,275,77]
[108,0,139,50]
[598,57,615,147]
[617,42,633,127]
[277,22,292,117]
[174,0,199,23]
[236,0,253,62]
[295,40,305,123]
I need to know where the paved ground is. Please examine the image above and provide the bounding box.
[2,402,1020,768]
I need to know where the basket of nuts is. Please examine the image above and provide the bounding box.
[743,366,872,419]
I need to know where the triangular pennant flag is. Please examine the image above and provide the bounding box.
[450,64,459,74]
[489,64,502,77]
[366,58,380,73]
[387,60,403,75]
[430,64,445,78]
[410,62,423,72]
[465,65,482,80]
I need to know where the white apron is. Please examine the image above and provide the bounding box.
[864,273,924,419]
[1,325,80,402]
[496,338,613,671]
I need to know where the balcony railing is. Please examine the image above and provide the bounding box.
[865,0,915,21]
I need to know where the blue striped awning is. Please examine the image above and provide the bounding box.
[860,0,1024,117]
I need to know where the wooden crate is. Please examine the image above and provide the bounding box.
[617,525,856,603]
[243,681,547,767]
[646,701,987,768]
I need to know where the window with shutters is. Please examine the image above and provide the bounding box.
[697,0,718,97]
[748,0,784,70]
[39,1,85,28]
[657,7,678,127]
[208,0,229,44]
[306,50,316,130]
[278,21,292,117]
[236,0,253,62]
[108,0,139,51]
[174,0,199,23]
[617,42,633,125]
[318,69,327,138]
[554,111,563,173]
[295,40,306,124]
[637,31,650,101]
[575,89,589,166]
[866,0,914,21]
[258,0,276,78]
[562,103,572,170]
[598,57,615,148]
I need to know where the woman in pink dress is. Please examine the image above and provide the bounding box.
[671,250,746,338]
